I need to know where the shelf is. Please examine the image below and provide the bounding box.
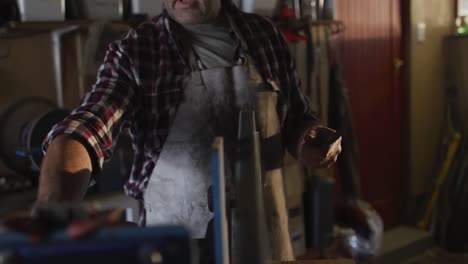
[308,20,343,26]
[276,18,344,35]
[0,20,130,39]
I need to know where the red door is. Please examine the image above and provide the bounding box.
[334,0,406,228]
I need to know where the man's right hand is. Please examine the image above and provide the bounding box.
[298,126,342,169]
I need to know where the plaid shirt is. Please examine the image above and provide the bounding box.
[43,2,318,200]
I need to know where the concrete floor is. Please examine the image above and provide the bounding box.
[376,226,433,264]
[375,226,468,264]
[402,248,468,264]
[292,225,467,263]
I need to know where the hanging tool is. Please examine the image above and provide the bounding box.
[419,132,461,230]
[327,30,383,260]
[419,76,462,232]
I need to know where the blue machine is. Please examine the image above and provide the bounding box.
[0,136,229,264]
[0,226,192,264]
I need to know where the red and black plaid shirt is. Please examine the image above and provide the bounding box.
[43,2,318,200]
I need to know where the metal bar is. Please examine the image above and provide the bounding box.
[232,111,269,264]
[51,25,79,108]
[212,137,230,264]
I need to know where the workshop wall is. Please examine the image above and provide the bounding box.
[409,0,454,197]
[0,34,56,111]
[0,33,57,174]
[0,27,83,176]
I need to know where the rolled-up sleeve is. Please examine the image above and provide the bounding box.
[276,29,320,159]
[42,36,137,174]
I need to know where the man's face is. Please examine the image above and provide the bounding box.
[162,0,222,25]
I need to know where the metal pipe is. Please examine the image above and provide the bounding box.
[232,111,269,264]
[294,0,301,18]
[212,137,230,264]
[51,25,79,108]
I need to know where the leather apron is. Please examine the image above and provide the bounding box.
[144,50,294,259]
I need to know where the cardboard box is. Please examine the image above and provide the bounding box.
[282,152,306,258]
[287,200,306,257]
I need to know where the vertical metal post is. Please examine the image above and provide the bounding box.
[212,137,230,264]
[51,26,79,108]
[231,111,269,264]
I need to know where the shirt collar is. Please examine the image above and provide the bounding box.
[161,4,250,69]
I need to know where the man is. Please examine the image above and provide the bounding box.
[38,0,341,250]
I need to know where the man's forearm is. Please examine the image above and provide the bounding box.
[37,135,92,202]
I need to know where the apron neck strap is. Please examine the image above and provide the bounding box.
[188,46,207,72]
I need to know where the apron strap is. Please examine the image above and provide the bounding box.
[261,133,283,171]
[188,46,207,71]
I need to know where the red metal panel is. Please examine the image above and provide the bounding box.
[335,0,405,228]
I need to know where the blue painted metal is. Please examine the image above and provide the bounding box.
[212,138,229,264]
[0,226,192,264]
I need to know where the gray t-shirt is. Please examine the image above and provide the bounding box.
[184,18,237,69]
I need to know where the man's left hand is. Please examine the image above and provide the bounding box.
[299,126,342,169]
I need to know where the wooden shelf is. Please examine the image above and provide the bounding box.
[308,20,343,26]
[276,18,344,35]
[0,20,130,39]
